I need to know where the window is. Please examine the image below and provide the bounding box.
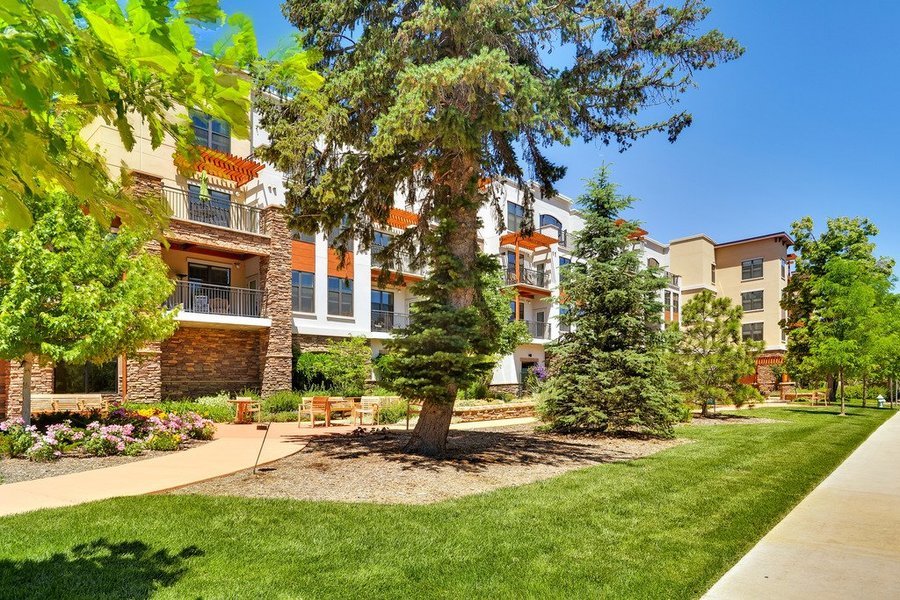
[188,262,230,286]
[540,214,562,231]
[292,231,316,244]
[54,360,118,394]
[673,293,680,315]
[742,258,764,280]
[559,256,571,268]
[371,289,394,314]
[509,300,525,321]
[741,290,764,311]
[327,277,353,316]
[781,259,787,280]
[291,271,315,313]
[648,258,660,268]
[190,111,230,153]
[711,263,717,284]
[742,322,764,342]
[328,218,352,250]
[187,184,231,228]
[507,202,525,232]
[664,290,672,309]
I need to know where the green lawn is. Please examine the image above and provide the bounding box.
[0,404,893,599]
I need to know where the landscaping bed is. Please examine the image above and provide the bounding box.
[172,423,684,504]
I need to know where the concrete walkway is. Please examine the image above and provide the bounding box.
[0,422,353,517]
[704,411,900,600]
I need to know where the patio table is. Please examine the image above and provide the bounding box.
[324,397,359,426]
[227,398,256,424]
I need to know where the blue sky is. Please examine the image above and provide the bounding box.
[209,1,900,263]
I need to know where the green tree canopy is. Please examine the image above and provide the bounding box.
[782,216,894,391]
[675,290,762,417]
[255,0,741,454]
[541,169,679,436]
[0,189,178,423]
[0,0,320,231]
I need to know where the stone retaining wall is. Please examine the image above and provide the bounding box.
[452,401,536,423]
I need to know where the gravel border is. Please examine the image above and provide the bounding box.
[172,424,685,504]
[0,440,208,485]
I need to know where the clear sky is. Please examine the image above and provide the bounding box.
[209,1,900,264]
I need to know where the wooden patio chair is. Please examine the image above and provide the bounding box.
[29,394,55,415]
[297,397,314,427]
[354,396,381,426]
[236,396,260,423]
[52,394,83,413]
[305,396,330,428]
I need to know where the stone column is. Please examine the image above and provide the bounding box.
[6,361,55,418]
[259,206,293,395]
[0,360,9,419]
[125,343,163,403]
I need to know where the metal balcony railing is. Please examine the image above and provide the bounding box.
[506,266,550,288]
[371,310,409,332]
[524,320,552,339]
[166,280,263,318]
[371,244,424,275]
[539,225,570,248]
[163,186,263,235]
[663,270,681,288]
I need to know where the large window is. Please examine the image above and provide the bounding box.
[648,257,660,268]
[540,214,562,231]
[187,184,232,228]
[292,230,316,244]
[292,271,315,313]
[54,361,118,394]
[328,277,354,317]
[371,289,394,314]
[742,258,764,280]
[741,290,764,311]
[742,322,764,342]
[509,301,525,321]
[781,258,787,280]
[188,262,230,286]
[559,256,571,268]
[190,111,230,153]
[507,202,525,232]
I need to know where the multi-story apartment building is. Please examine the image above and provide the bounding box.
[669,232,794,390]
[633,233,683,326]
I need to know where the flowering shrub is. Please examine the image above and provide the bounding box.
[0,409,215,462]
[83,423,141,456]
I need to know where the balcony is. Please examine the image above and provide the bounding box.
[166,280,263,318]
[506,266,550,289]
[539,225,570,249]
[371,245,424,276]
[163,186,263,235]
[371,310,409,333]
[524,320,552,339]
[664,271,681,288]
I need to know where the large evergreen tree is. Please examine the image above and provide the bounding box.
[0,190,177,424]
[541,170,679,436]
[256,0,741,454]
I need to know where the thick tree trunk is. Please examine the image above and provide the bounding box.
[21,354,33,426]
[406,164,481,456]
[406,399,455,456]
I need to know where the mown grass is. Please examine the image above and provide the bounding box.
[0,403,892,599]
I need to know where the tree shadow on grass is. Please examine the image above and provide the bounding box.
[302,428,679,474]
[781,407,863,417]
[0,538,203,600]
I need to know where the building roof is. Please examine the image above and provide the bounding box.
[715,231,795,248]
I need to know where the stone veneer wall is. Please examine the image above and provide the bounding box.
[453,402,536,422]
[756,351,786,395]
[160,328,261,398]
[259,206,294,395]
[0,360,8,419]
[5,361,55,418]
[166,219,271,258]
[292,334,349,353]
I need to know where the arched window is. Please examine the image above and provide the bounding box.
[540,214,563,231]
[647,258,660,268]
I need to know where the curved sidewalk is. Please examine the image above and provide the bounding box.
[704,410,900,599]
[0,422,352,517]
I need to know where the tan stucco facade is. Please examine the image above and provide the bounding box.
[670,233,792,352]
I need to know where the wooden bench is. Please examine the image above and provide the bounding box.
[29,393,106,415]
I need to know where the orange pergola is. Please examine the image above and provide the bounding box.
[499,230,558,252]
[386,207,419,229]
[175,147,266,187]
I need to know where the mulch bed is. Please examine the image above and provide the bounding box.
[171,424,686,505]
[0,440,208,485]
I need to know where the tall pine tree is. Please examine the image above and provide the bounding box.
[256,0,741,454]
[542,170,679,436]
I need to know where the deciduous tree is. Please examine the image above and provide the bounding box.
[540,170,679,436]
[256,0,742,454]
[0,190,177,424]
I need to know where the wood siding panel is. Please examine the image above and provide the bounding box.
[328,249,354,278]
[291,240,315,273]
